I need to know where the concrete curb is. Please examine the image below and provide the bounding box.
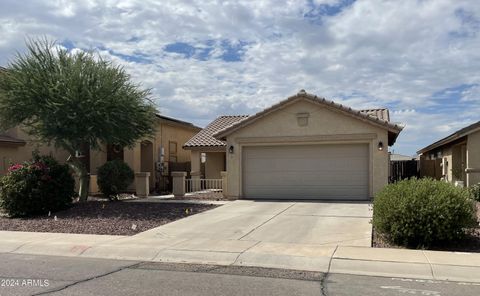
[1,231,480,283]
[126,198,232,205]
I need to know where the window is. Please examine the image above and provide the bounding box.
[169,141,177,162]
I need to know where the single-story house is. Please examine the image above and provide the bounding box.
[1,114,201,194]
[184,90,403,200]
[417,121,480,187]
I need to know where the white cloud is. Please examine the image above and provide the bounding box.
[0,0,479,154]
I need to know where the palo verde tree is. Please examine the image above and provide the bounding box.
[0,38,157,201]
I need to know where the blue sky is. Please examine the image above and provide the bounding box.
[0,0,479,156]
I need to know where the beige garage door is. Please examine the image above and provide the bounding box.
[242,144,369,200]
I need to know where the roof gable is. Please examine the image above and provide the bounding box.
[214,91,403,145]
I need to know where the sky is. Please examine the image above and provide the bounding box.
[0,0,479,156]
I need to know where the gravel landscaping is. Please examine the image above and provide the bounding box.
[173,191,231,201]
[373,202,480,252]
[0,201,217,236]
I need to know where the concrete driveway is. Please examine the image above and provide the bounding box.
[138,200,372,247]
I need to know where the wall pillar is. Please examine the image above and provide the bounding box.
[135,172,150,197]
[221,171,228,198]
[172,171,186,197]
[89,175,100,195]
[190,150,201,174]
[191,171,201,192]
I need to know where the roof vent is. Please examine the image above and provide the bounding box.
[296,112,310,127]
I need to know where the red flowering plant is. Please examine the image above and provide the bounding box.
[7,164,24,172]
[0,155,75,217]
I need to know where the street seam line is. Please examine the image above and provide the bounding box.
[32,261,143,296]
[238,203,297,240]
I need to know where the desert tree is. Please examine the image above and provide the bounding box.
[0,38,157,201]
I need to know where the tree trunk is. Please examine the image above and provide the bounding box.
[77,168,89,202]
[67,156,89,202]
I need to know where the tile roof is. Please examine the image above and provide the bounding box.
[359,108,390,122]
[183,115,249,148]
[214,91,403,145]
[185,91,404,148]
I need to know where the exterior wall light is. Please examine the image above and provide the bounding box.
[378,141,384,151]
[228,145,234,154]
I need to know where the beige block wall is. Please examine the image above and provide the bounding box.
[205,152,225,179]
[225,100,390,199]
[467,130,480,186]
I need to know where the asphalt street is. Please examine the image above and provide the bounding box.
[0,253,479,296]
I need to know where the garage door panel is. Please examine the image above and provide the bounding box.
[242,144,369,200]
[246,186,368,199]
[245,158,367,172]
[245,172,368,186]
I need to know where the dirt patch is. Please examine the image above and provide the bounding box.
[0,201,217,236]
[373,202,480,252]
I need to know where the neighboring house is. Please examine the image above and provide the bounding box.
[1,115,201,193]
[0,128,70,174]
[184,90,403,200]
[390,153,416,161]
[417,121,480,187]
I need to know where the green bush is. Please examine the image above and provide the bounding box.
[0,155,75,217]
[471,184,480,202]
[372,178,477,248]
[97,160,134,200]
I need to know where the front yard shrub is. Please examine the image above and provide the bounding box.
[97,160,134,200]
[471,184,480,202]
[372,178,477,248]
[0,155,75,217]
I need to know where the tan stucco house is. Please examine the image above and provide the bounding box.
[184,90,403,200]
[1,114,201,194]
[0,128,70,175]
[417,121,480,187]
